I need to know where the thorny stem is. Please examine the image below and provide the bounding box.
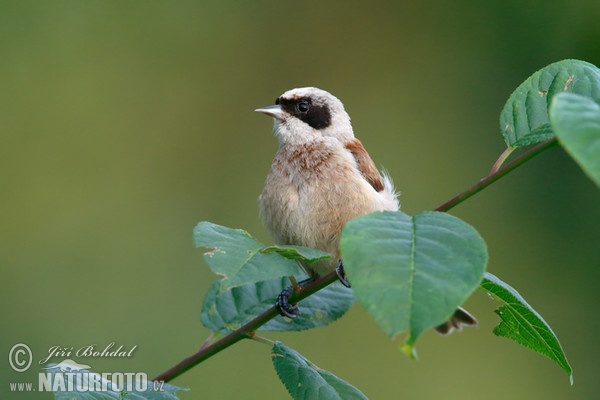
[153,137,559,384]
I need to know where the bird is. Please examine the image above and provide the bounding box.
[255,87,476,334]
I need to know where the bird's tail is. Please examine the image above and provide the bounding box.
[380,168,400,210]
[435,307,478,335]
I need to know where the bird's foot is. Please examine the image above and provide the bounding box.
[335,260,351,288]
[276,286,299,318]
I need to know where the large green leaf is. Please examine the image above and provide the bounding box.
[194,222,321,291]
[500,59,600,147]
[340,211,487,356]
[272,341,367,400]
[550,92,600,187]
[481,272,573,384]
[201,277,355,333]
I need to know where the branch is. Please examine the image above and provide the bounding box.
[435,138,558,212]
[152,270,339,383]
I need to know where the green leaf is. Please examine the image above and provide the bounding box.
[272,341,368,400]
[500,59,600,147]
[201,277,355,333]
[193,222,300,291]
[261,245,331,263]
[340,211,487,355]
[42,365,189,399]
[481,272,573,384]
[550,92,600,187]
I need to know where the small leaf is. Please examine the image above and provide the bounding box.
[201,277,355,333]
[550,92,600,187]
[193,222,300,291]
[272,341,368,400]
[340,211,487,352]
[500,59,600,147]
[261,245,331,263]
[42,365,189,399]
[481,272,573,384]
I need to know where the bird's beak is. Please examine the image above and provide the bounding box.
[255,104,285,121]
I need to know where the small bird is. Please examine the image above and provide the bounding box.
[256,87,476,334]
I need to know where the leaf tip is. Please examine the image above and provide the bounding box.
[399,341,418,360]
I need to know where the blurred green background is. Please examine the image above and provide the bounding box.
[1,1,599,399]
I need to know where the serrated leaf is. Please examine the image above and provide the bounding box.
[481,272,573,384]
[42,365,188,399]
[193,222,300,291]
[550,92,600,187]
[201,277,355,333]
[500,59,600,147]
[272,341,367,400]
[261,245,331,263]
[340,211,487,353]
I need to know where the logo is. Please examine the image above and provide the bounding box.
[7,342,165,394]
[39,362,163,393]
[41,359,91,373]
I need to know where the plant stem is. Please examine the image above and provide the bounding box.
[489,146,516,174]
[249,333,275,346]
[435,138,558,212]
[152,271,339,383]
[199,332,215,351]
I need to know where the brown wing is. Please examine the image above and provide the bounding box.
[345,138,384,192]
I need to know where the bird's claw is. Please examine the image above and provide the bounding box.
[276,264,350,318]
[276,286,299,318]
[336,260,351,288]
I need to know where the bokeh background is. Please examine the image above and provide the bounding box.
[1,1,599,399]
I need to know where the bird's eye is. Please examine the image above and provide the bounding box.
[297,102,310,113]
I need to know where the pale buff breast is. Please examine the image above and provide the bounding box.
[259,138,399,277]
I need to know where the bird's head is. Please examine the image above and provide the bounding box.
[255,87,354,146]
